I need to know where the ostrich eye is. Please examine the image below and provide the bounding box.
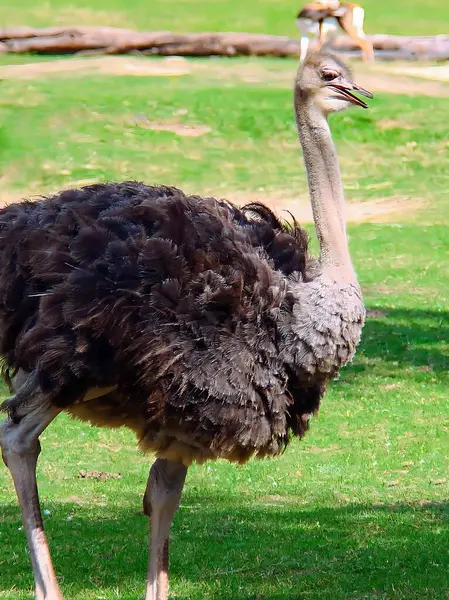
[322,71,339,82]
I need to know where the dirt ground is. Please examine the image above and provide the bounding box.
[226,192,425,224]
[1,55,448,97]
[0,56,191,79]
[0,187,425,224]
[389,65,449,82]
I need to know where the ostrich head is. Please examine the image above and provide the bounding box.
[295,52,373,115]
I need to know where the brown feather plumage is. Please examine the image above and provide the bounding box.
[0,181,323,463]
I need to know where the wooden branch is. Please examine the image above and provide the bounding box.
[1,27,448,60]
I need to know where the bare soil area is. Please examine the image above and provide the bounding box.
[352,63,449,98]
[226,192,425,224]
[0,56,191,79]
[0,186,424,224]
[1,55,448,97]
[389,65,449,82]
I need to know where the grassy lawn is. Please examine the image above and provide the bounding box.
[0,59,448,212]
[0,2,448,596]
[0,59,448,598]
[1,0,449,36]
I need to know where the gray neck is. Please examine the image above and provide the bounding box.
[295,93,355,279]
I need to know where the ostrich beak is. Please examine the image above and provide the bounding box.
[328,81,373,109]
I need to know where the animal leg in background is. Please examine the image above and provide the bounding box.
[296,17,338,61]
[338,6,374,62]
[296,18,313,61]
[0,372,63,600]
[143,458,188,600]
[318,20,326,48]
[300,34,310,62]
[318,19,340,52]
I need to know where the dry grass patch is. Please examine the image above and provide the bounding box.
[351,64,449,98]
[226,191,425,224]
[363,283,440,298]
[0,56,191,80]
[134,115,212,137]
[376,118,415,131]
[2,56,449,101]
[257,494,302,506]
[0,184,424,225]
[366,309,388,319]
[389,65,449,82]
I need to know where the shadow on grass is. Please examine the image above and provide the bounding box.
[353,307,449,376]
[1,494,448,599]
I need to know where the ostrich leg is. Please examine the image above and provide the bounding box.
[143,458,188,600]
[0,376,62,600]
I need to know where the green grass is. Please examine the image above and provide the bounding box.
[1,0,449,36]
[0,295,448,599]
[0,36,448,600]
[0,61,448,215]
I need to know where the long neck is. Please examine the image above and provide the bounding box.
[295,92,355,279]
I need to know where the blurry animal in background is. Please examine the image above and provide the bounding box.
[296,1,374,63]
[0,52,371,600]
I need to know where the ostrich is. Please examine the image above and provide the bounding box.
[0,52,371,600]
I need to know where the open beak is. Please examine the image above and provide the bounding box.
[328,82,373,109]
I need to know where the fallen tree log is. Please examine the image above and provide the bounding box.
[1,27,448,60]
